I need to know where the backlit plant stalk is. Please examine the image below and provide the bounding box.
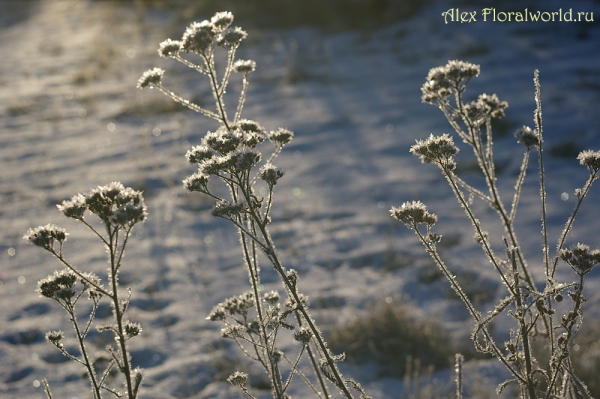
[139,12,369,399]
[393,60,599,398]
[24,182,147,399]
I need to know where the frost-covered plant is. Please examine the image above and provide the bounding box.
[139,11,369,399]
[24,182,147,399]
[392,60,599,398]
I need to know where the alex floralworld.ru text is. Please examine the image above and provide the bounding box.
[442,8,594,23]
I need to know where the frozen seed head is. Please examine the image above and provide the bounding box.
[182,172,209,192]
[45,331,65,348]
[211,199,247,218]
[514,126,539,148]
[285,293,309,308]
[235,119,265,135]
[230,148,261,170]
[263,290,280,305]
[422,60,480,103]
[203,126,243,154]
[211,11,234,31]
[259,164,284,186]
[559,243,600,275]
[222,291,255,315]
[390,200,437,227]
[207,305,227,321]
[294,327,312,345]
[464,93,508,122]
[227,371,248,388]
[137,68,164,89]
[269,128,294,146]
[217,27,247,50]
[124,321,142,337]
[24,224,68,250]
[233,59,256,74]
[181,21,216,54]
[57,193,87,219]
[410,133,459,168]
[186,145,215,164]
[37,269,77,300]
[158,39,182,57]
[577,149,600,174]
[86,182,147,225]
[222,325,246,338]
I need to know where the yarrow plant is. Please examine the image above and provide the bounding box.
[24,182,147,399]
[139,11,369,399]
[392,60,600,398]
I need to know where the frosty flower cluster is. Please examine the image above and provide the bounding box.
[390,200,438,228]
[559,243,600,275]
[410,133,459,169]
[23,224,68,251]
[37,269,103,301]
[183,121,292,193]
[463,93,508,122]
[577,149,600,174]
[514,125,539,149]
[421,60,480,103]
[139,11,255,89]
[59,182,147,227]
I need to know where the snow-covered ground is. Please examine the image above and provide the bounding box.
[1,0,600,398]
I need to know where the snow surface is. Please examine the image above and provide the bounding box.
[1,0,600,398]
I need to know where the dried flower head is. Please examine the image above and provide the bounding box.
[137,68,164,89]
[390,200,438,227]
[37,269,77,300]
[294,327,313,345]
[85,183,147,226]
[183,172,209,192]
[57,193,87,219]
[233,59,256,74]
[269,128,294,146]
[577,149,600,174]
[207,305,227,321]
[203,126,243,154]
[158,39,182,58]
[227,371,248,388]
[186,145,215,164]
[263,290,280,305]
[222,325,246,338]
[559,243,600,275]
[464,93,508,122]
[124,321,142,337]
[45,331,65,348]
[217,27,247,50]
[211,199,247,218]
[514,126,539,148]
[259,164,285,186]
[422,60,480,103]
[181,21,216,54]
[211,11,234,31]
[24,224,68,250]
[410,133,459,168]
[222,291,255,316]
